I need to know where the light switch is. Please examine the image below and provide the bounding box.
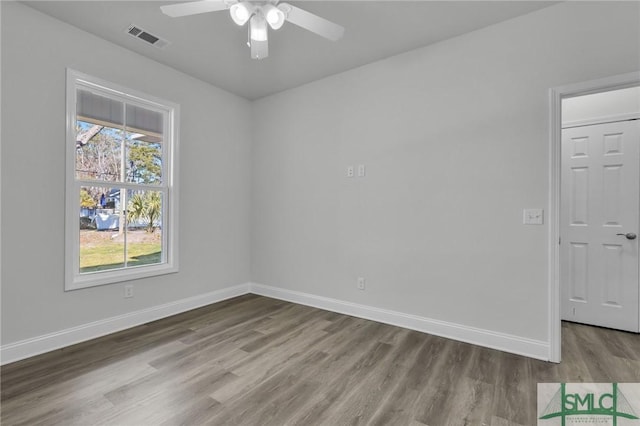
[357,164,366,177]
[523,208,544,225]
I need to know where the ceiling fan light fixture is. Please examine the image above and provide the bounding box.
[161,0,346,60]
[230,2,252,26]
[250,14,268,42]
[263,4,285,30]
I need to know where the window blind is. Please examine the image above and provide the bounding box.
[77,89,163,137]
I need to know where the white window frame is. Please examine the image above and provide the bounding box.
[65,69,179,290]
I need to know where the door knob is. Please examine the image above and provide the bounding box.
[616,232,637,240]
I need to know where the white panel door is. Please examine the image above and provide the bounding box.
[561,119,640,332]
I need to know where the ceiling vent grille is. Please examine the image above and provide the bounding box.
[126,25,169,49]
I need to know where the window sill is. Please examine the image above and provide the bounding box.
[65,263,178,291]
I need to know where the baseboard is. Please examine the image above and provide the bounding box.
[249,282,550,361]
[1,281,550,365]
[0,283,250,365]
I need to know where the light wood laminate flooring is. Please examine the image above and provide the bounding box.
[1,294,639,425]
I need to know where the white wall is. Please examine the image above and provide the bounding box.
[251,1,640,343]
[1,2,252,344]
[563,86,640,126]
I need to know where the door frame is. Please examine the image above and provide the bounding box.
[548,72,640,363]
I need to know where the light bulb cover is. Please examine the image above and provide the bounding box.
[262,4,285,30]
[230,2,252,26]
[250,14,268,41]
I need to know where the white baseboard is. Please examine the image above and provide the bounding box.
[249,282,550,361]
[0,283,250,365]
[1,281,550,365]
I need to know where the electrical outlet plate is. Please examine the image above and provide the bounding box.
[523,208,544,225]
[357,277,365,290]
[124,285,134,298]
[347,166,354,178]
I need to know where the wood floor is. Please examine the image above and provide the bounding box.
[1,294,639,426]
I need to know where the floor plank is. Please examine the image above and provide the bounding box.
[1,295,639,425]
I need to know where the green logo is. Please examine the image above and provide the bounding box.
[539,383,639,426]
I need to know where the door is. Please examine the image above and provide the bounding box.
[561,119,640,332]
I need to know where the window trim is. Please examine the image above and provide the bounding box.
[65,69,179,291]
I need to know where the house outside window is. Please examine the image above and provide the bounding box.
[65,69,179,290]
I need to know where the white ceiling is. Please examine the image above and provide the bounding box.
[23,1,557,100]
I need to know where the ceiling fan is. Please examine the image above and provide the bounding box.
[160,0,345,59]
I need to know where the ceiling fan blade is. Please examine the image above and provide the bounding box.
[279,3,344,42]
[251,39,269,60]
[160,0,232,18]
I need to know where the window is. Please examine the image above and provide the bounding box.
[65,69,179,290]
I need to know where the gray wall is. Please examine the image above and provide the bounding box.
[2,1,639,350]
[1,2,252,344]
[251,2,640,341]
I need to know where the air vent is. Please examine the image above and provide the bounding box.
[126,25,169,49]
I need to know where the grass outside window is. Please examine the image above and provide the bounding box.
[80,230,161,273]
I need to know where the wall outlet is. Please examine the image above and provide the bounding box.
[347,166,355,178]
[124,284,134,298]
[357,277,366,290]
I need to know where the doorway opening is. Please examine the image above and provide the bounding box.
[549,73,640,363]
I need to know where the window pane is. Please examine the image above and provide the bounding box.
[79,186,125,273]
[125,104,163,185]
[75,122,124,182]
[126,135,163,185]
[126,189,163,268]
